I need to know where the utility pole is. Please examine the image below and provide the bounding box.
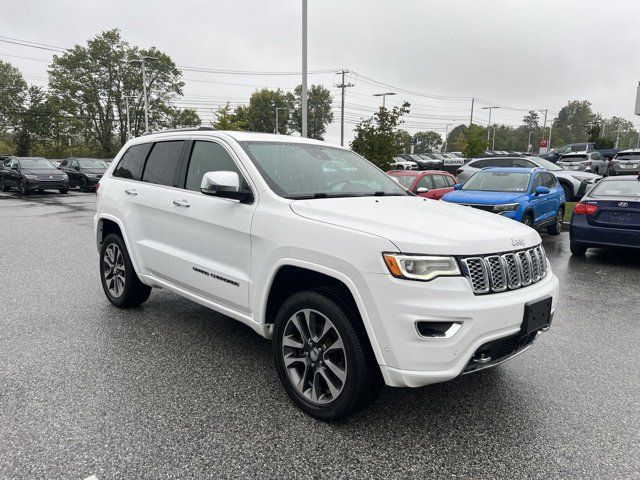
[128,56,158,133]
[443,123,452,152]
[125,95,131,140]
[492,127,497,150]
[469,97,475,125]
[540,109,548,140]
[301,0,308,137]
[527,131,533,152]
[481,106,500,141]
[274,107,287,134]
[615,128,621,149]
[548,121,554,150]
[335,70,353,146]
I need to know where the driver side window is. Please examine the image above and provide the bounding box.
[185,141,248,193]
[532,174,544,190]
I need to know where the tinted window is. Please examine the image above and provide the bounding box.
[142,141,184,186]
[513,158,536,168]
[415,176,434,190]
[113,144,152,180]
[392,174,416,189]
[490,158,514,167]
[443,175,455,187]
[590,179,640,198]
[432,175,448,189]
[532,174,544,190]
[471,159,490,168]
[185,141,247,192]
[462,171,531,192]
[543,172,557,188]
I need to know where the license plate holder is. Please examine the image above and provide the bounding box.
[521,297,552,334]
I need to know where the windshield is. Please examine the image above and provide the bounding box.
[462,171,531,192]
[590,180,640,198]
[533,157,562,171]
[615,153,640,161]
[77,159,108,168]
[560,155,587,162]
[18,158,56,169]
[240,141,408,199]
[389,174,416,189]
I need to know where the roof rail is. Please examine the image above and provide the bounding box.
[142,127,215,136]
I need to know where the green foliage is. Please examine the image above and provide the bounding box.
[244,88,293,134]
[167,107,200,129]
[0,61,27,131]
[446,124,468,152]
[396,129,413,154]
[350,102,411,170]
[211,102,246,130]
[462,124,489,158]
[48,29,191,155]
[413,130,443,153]
[551,100,595,146]
[289,85,334,140]
[522,110,540,129]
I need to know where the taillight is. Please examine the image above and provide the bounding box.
[573,202,598,215]
[95,182,100,193]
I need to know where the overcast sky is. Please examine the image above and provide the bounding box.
[2,0,640,145]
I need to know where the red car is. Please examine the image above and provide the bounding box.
[386,170,457,200]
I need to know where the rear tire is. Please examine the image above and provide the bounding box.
[273,289,382,421]
[570,242,587,256]
[100,233,151,308]
[560,182,572,201]
[80,177,89,192]
[546,207,564,235]
[0,177,10,192]
[19,179,28,196]
[59,188,68,194]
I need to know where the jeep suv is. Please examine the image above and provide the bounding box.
[95,129,559,420]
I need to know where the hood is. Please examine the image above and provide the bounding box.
[440,190,529,205]
[22,169,65,176]
[555,170,600,180]
[80,168,106,174]
[290,196,540,255]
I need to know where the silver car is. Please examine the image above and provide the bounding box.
[557,152,609,176]
[456,156,601,201]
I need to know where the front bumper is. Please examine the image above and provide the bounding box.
[362,268,559,388]
[25,179,69,191]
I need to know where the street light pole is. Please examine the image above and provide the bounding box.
[527,131,533,152]
[128,56,158,133]
[444,123,452,152]
[125,95,131,141]
[373,92,396,108]
[481,106,500,142]
[275,107,287,134]
[301,0,308,138]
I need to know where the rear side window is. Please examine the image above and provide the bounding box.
[472,159,490,168]
[543,172,557,188]
[142,141,185,186]
[513,158,535,168]
[432,175,448,189]
[113,144,152,180]
[443,175,455,187]
[185,141,247,192]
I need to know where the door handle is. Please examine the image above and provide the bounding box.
[124,189,138,196]
[172,199,190,208]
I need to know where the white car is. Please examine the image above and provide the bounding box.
[390,157,418,170]
[95,129,559,420]
[456,156,601,201]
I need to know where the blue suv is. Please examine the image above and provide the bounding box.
[442,167,566,234]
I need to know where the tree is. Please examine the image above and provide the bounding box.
[13,86,53,156]
[522,110,540,129]
[0,61,27,131]
[601,116,637,148]
[350,102,411,170]
[414,131,443,153]
[446,124,468,152]
[462,124,488,158]
[289,84,334,140]
[48,29,186,154]
[211,102,246,130]
[552,100,596,146]
[396,129,413,154]
[241,88,292,134]
[166,107,200,129]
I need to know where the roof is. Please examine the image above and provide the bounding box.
[481,167,540,174]
[387,170,453,176]
[617,149,640,153]
[599,175,640,181]
[139,129,332,146]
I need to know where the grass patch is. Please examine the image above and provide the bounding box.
[564,202,576,223]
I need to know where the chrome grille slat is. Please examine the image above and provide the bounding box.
[461,245,548,295]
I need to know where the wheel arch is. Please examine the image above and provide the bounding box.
[557,178,574,199]
[261,261,385,365]
[96,215,143,276]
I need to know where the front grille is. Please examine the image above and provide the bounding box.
[460,203,495,212]
[37,175,64,181]
[460,245,547,295]
[463,330,538,373]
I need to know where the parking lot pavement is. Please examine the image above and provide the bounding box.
[1,192,639,480]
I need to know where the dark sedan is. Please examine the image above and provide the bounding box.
[60,158,108,192]
[0,157,69,195]
[570,175,640,255]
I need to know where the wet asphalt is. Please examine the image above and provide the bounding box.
[0,191,639,480]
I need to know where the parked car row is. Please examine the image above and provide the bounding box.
[0,156,108,194]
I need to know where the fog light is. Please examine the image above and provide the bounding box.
[416,321,462,338]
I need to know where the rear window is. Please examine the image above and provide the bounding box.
[142,141,185,186]
[561,155,587,162]
[615,152,640,161]
[113,144,152,180]
[590,180,640,198]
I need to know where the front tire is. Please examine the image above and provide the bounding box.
[100,233,151,308]
[59,188,68,194]
[80,177,89,192]
[273,289,382,421]
[522,213,534,228]
[570,241,587,256]
[0,177,9,192]
[546,207,564,235]
[19,179,28,196]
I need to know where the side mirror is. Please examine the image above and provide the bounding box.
[535,186,550,195]
[416,187,429,194]
[453,183,462,190]
[74,165,80,171]
[11,165,18,170]
[201,171,252,202]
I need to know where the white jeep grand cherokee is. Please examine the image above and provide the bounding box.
[95,128,559,420]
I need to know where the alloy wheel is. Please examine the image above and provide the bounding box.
[103,243,126,297]
[556,210,563,231]
[281,309,347,405]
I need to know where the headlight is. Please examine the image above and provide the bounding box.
[493,203,519,213]
[61,173,68,179]
[383,253,461,281]
[571,175,593,183]
[25,174,38,180]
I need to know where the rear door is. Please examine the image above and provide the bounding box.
[430,174,453,199]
